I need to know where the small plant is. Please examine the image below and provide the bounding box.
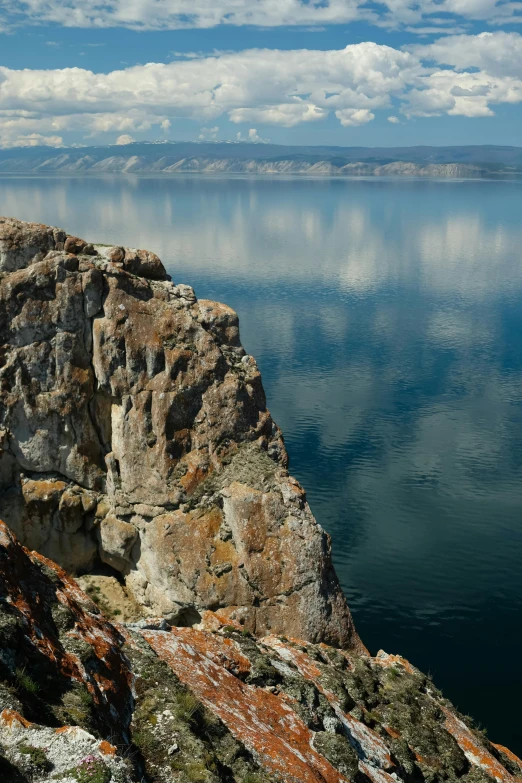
[69,755,111,783]
[15,667,40,695]
[78,687,94,708]
[175,691,202,725]
[132,728,157,756]
[364,710,381,725]
[18,744,53,771]
[184,761,208,782]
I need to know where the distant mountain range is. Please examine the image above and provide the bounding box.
[1,141,522,177]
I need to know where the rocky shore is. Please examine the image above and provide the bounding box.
[0,217,520,782]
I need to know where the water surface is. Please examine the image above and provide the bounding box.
[2,174,522,750]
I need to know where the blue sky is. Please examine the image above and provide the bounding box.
[0,1,521,148]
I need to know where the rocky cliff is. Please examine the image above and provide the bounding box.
[1,217,521,782]
[0,216,359,649]
[1,518,521,783]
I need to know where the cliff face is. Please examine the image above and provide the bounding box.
[1,518,521,783]
[1,218,522,783]
[0,216,359,649]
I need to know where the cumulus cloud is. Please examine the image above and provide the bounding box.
[198,125,219,140]
[230,103,328,127]
[116,134,134,144]
[410,31,522,78]
[335,108,375,126]
[2,0,521,31]
[0,132,64,148]
[236,128,270,142]
[1,37,522,146]
[388,115,400,123]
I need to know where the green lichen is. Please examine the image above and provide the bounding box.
[50,603,76,633]
[18,743,53,772]
[312,732,359,778]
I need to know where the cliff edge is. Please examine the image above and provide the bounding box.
[0,216,359,649]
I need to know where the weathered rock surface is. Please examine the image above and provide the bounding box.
[1,519,521,783]
[0,216,359,649]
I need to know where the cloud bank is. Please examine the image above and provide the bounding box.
[0,33,521,147]
[3,0,522,31]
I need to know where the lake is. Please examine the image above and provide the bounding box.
[2,173,522,751]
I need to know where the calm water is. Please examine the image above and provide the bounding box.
[2,174,522,750]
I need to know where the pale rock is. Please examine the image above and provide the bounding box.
[0,217,361,650]
[98,514,138,571]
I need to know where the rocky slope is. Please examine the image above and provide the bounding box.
[1,518,522,783]
[0,216,359,649]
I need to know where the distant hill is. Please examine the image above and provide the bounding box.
[1,141,521,176]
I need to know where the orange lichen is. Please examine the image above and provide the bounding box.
[443,708,518,783]
[199,610,243,632]
[142,628,350,783]
[179,451,211,494]
[263,636,394,772]
[0,710,32,730]
[493,744,522,770]
[373,652,416,675]
[383,726,401,740]
[359,762,398,783]
[174,627,251,677]
[0,521,133,738]
[98,740,117,757]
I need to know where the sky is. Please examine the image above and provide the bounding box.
[0,0,521,148]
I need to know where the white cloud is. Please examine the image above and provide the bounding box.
[0,43,422,139]
[404,67,522,118]
[410,31,522,78]
[198,125,219,140]
[236,128,271,142]
[1,37,522,146]
[388,115,400,123]
[116,134,134,144]
[0,132,64,148]
[335,107,375,126]
[2,0,522,31]
[230,102,328,127]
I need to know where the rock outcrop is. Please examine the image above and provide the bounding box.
[0,216,359,649]
[1,217,522,782]
[1,518,521,783]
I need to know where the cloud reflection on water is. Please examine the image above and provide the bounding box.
[2,174,522,747]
